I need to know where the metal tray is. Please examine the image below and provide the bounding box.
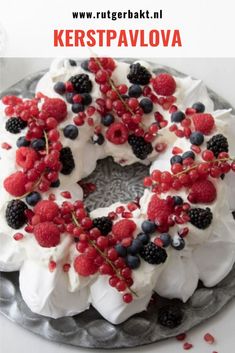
[0,60,235,348]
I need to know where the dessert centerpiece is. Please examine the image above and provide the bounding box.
[0,58,235,344]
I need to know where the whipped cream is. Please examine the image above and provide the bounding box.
[0,58,235,324]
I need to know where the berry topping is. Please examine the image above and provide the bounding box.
[188,207,213,229]
[16,147,38,170]
[101,113,115,126]
[152,73,176,96]
[182,151,195,160]
[127,238,143,255]
[171,235,185,250]
[4,171,27,197]
[140,241,167,264]
[158,305,183,328]
[160,233,171,247]
[53,82,66,95]
[5,117,27,134]
[127,63,151,85]
[125,254,141,269]
[59,147,75,175]
[69,74,92,93]
[34,200,59,222]
[137,232,150,245]
[171,111,185,123]
[33,222,60,247]
[112,219,136,240]
[115,244,127,257]
[5,199,28,229]
[141,220,156,234]
[63,124,79,140]
[173,196,183,206]
[147,194,173,226]
[192,102,205,113]
[31,139,46,151]
[189,180,217,203]
[106,122,128,145]
[74,254,98,276]
[207,134,229,157]
[81,93,92,105]
[192,113,215,135]
[128,134,153,160]
[71,103,84,113]
[139,98,153,114]
[189,131,204,146]
[93,216,113,235]
[170,155,183,165]
[26,191,41,206]
[128,84,142,98]
[92,133,105,145]
[41,98,67,122]
[16,136,30,148]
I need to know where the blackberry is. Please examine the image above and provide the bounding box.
[59,147,75,175]
[128,134,153,160]
[188,207,213,229]
[5,117,27,134]
[140,242,167,265]
[5,200,28,229]
[93,216,113,235]
[127,63,151,85]
[158,305,183,328]
[69,74,92,93]
[207,134,229,157]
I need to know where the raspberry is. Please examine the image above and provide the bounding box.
[41,98,67,122]
[74,254,98,276]
[189,180,217,203]
[112,219,136,240]
[33,222,60,247]
[192,113,215,135]
[106,122,128,145]
[147,195,173,229]
[152,73,176,96]
[34,200,59,222]
[4,171,27,197]
[16,147,38,170]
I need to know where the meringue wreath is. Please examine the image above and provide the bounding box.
[0,58,235,325]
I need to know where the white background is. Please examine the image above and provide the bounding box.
[0,58,235,352]
[0,0,235,57]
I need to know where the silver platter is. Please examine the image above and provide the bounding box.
[0,60,235,348]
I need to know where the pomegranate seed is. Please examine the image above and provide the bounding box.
[60,191,72,199]
[172,146,183,155]
[176,333,187,341]
[204,333,215,344]
[1,142,12,150]
[13,233,24,241]
[183,342,193,350]
[63,263,71,272]
[48,260,57,272]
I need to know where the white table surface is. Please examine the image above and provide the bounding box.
[0,58,235,352]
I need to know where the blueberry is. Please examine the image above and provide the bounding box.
[182,151,195,160]
[51,179,60,188]
[101,114,115,127]
[26,191,41,206]
[141,220,156,234]
[190,131,204,146]
[115,244,127,257]
[173,196,183,206]
[31,139,46,151]
[125,254,141,269]
[63,124,79,140]
[192,102,205,113]
[81,93,92,106]
[137,232,150,245]
[65,92,75,104]
[69,59,77,66]
[127,239,143,255]
[171,111,185,123]
[139,98,153,114]
[121,94,129,100]
[171,235,185,250]
[53,81,66,95]
[128,84,142,98]
[16,136,30,148]
[170,155,183,165]
[92,133,104,145]
[72,103,84,113]
[81,60,89,71]
[160,233,171,247]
